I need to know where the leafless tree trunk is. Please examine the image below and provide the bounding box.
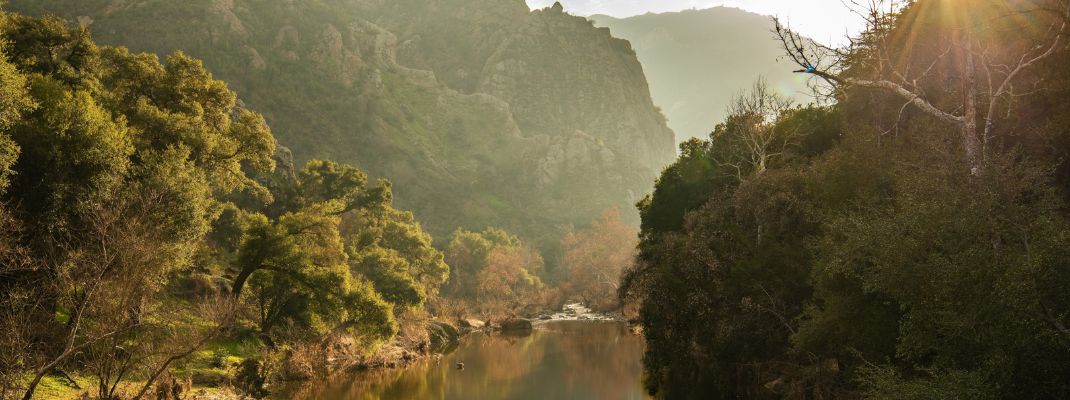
[961,27,983,174]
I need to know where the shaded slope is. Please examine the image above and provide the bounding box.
[8,0,676,247]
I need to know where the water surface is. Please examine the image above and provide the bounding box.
[288,320,648,400]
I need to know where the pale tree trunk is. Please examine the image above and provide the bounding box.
[961,31,983,175]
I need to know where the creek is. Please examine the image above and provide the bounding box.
[282,319,649,400]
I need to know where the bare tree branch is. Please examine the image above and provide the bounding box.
[773,0,1070,174]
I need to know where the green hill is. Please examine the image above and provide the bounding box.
[8,0,676,248]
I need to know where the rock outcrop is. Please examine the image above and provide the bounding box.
[427,320,460,350]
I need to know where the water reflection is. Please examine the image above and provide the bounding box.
[284,321,649,400]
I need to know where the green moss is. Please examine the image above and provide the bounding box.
[20,374,92,400]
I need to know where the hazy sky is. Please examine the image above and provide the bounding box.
[526,0,866,45]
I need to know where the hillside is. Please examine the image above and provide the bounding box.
[7,0,676,247]
[592,7,811,142]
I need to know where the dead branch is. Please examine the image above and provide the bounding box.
[773,0,1070,174]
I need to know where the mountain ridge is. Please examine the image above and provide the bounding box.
[590,6,812,142]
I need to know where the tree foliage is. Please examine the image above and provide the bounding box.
[627,1,1070,398]
[0,12,444,398]
[559,208,637,312]
[443,228,545,320]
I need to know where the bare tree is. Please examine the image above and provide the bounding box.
[76,294,235,400]
[774,0,1070,174]
[18,200,138,400]
[129,296,236,400]
[0,206,43,398]
[18,182,212,399]
[721,78,799,178]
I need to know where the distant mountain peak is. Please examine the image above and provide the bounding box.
[592,6,811,143]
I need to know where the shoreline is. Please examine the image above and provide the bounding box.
[179,304,632,399]
[273,318,639,399]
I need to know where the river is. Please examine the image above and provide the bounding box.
[282,320,649,400]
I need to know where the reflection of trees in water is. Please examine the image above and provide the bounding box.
[552,322,647,400]
[476,330,545,382]
[284,321,647,399]
[278,353,453,400]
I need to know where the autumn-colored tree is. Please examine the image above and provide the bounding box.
[443,228,519,300]
[560,208,637,312]
[444,228,544,319]
[476,244,545,320]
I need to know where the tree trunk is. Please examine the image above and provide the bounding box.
[131,327,222,400]
[961,16,983,175]
[230,267,255,299]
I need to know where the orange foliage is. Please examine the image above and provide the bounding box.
[476,245,544,320]
[559,208,638,312]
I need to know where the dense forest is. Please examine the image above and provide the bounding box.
[0,7,637,399]
[623,0,1070,398]
[7,0,1070,399]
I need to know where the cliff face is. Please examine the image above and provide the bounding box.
[592,8,811,142]
[365,1,672,171]
[7,0,676,244]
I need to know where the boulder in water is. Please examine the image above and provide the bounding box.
[500,318,533,332]
[427,321,460,350]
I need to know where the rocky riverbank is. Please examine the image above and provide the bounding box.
[197,304,622,399]
[146,303,634,399]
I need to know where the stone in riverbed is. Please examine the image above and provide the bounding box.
[499,318,533,332]
[459,318,486,329]
[427,321,460,350]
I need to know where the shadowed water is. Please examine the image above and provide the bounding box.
[285,320,649,400]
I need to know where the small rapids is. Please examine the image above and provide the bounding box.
[539,302,621,322]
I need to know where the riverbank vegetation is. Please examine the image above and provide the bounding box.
[437,209,638,321]
[623,0,1070,398]
[0,9,636,400]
